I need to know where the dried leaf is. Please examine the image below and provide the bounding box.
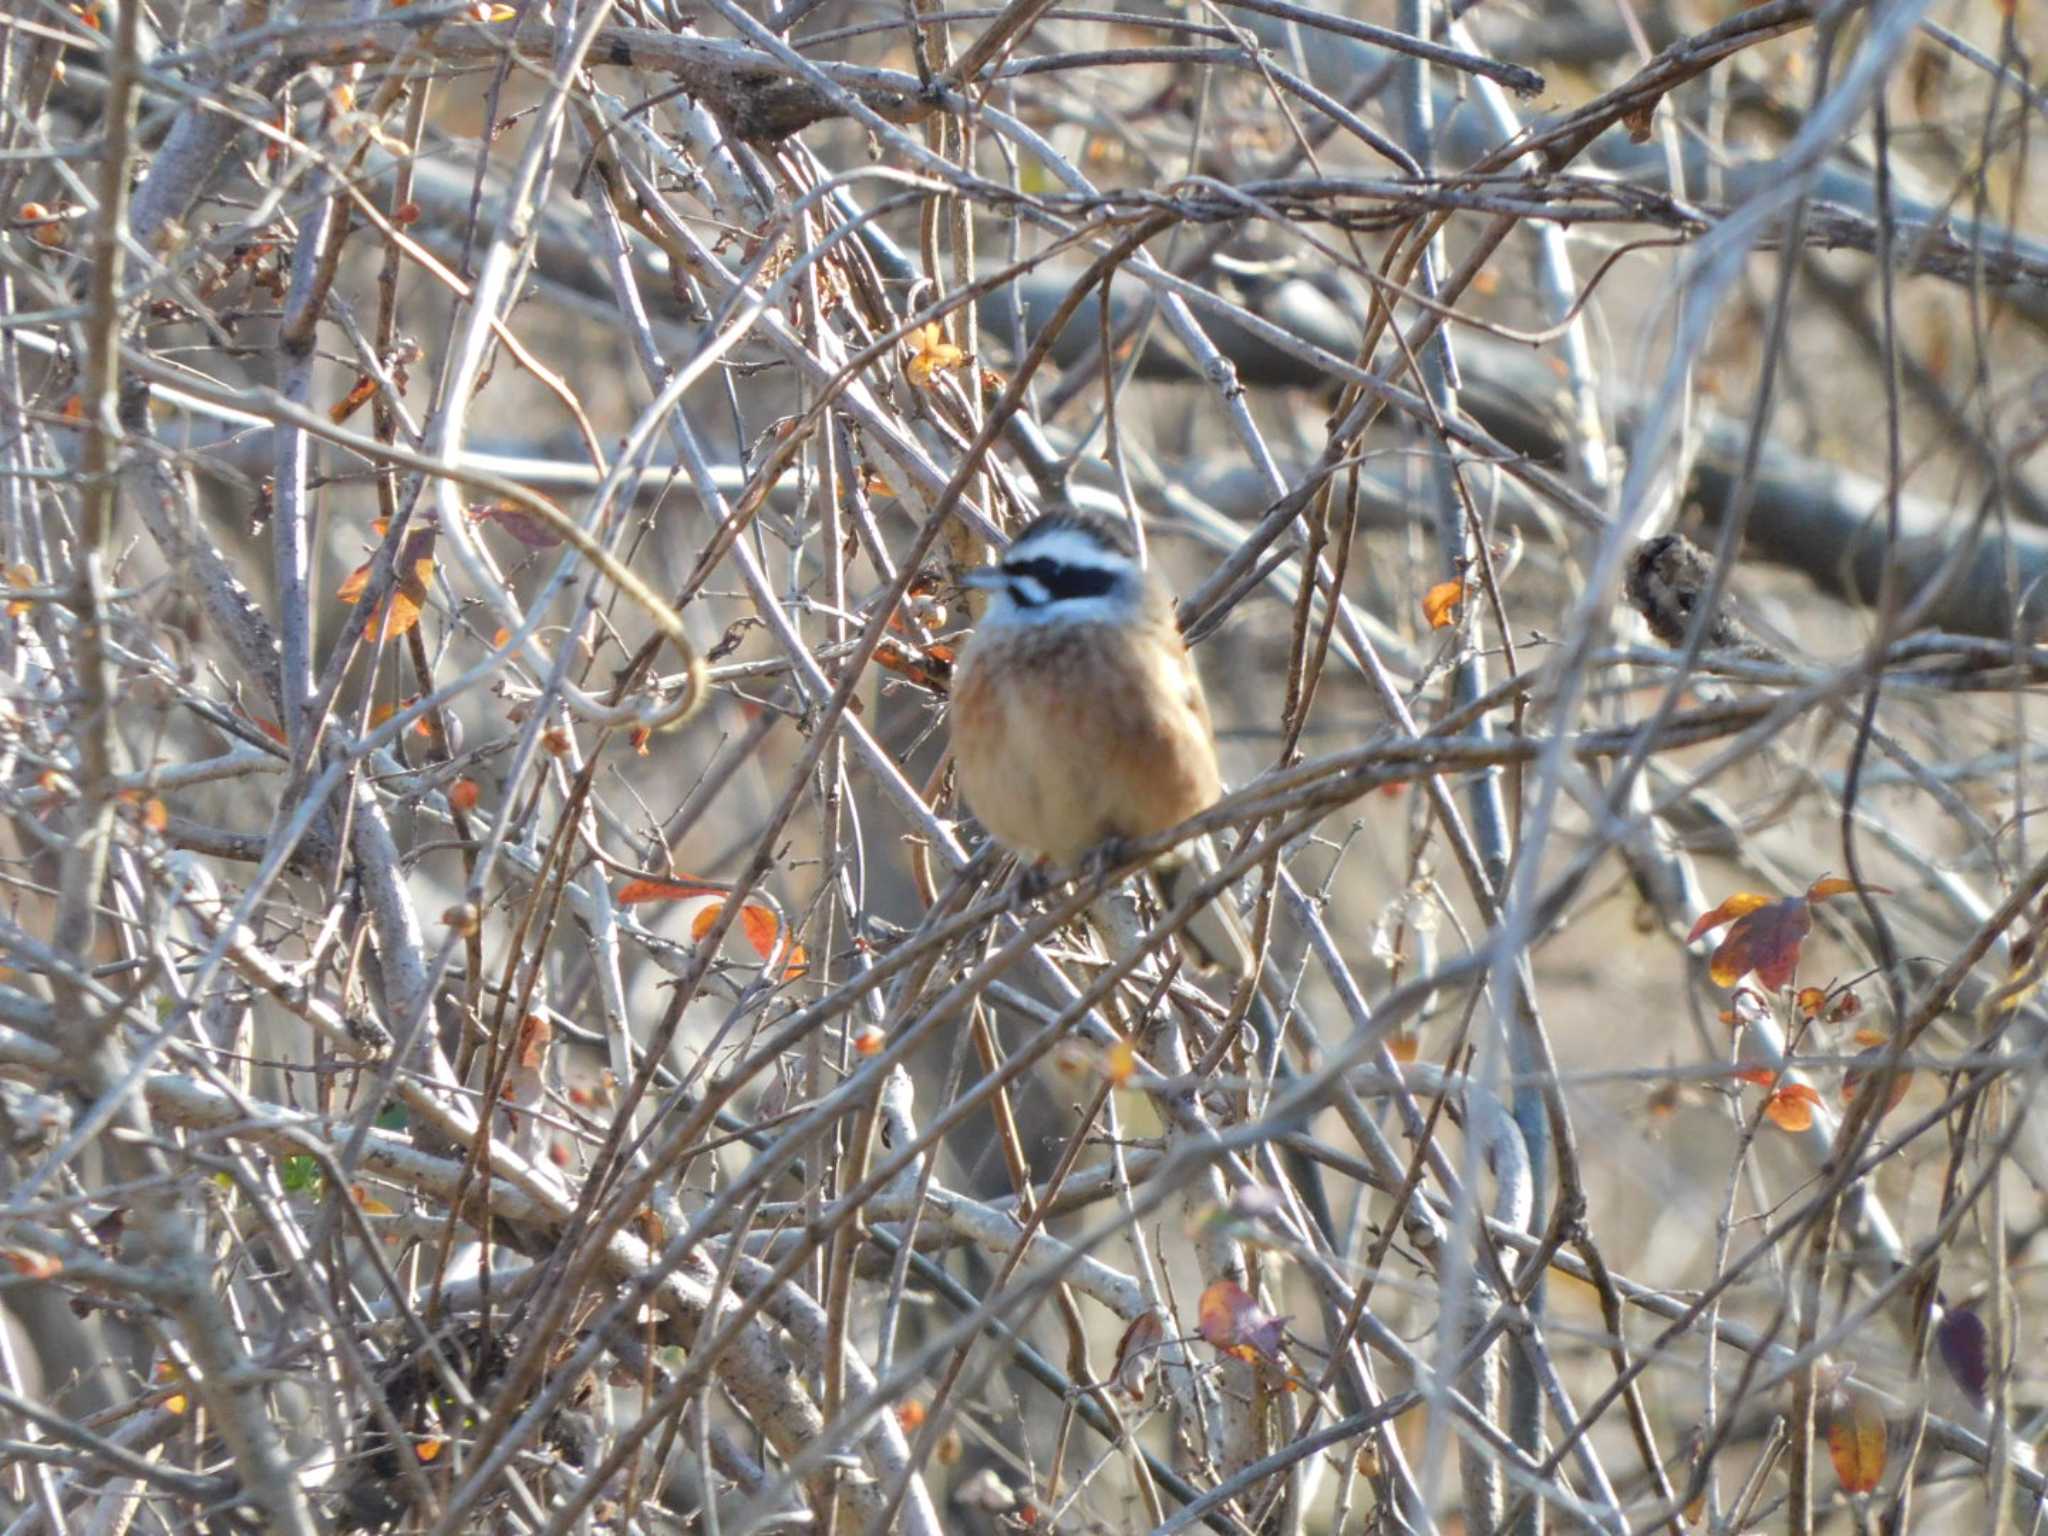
[1823,1394,1887,1495]
[329,372,377,425]
[515,1013,551,1072]
[1806,876,1891,903]
[1421,578,1464,630]
[351,1183,396,1216]
[471,500,564,549]
[1761,1080,1822,1132]
[905,321,966,386]
[1686,891,1775,944]
[1104,1037,1137,1087]
[338,527,437,642]
[448,778,480,813]
[616,876,724,905]
[5,563,35,619]
[1197,1278,1288,1365]
[737,902,806,979]
[1706,896,1813,989]
[1113,1310,1167,1401]
[1936,1304,1990,1406]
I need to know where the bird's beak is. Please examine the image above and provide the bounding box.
[959,567,1007,590]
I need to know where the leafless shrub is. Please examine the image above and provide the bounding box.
[2,0,2047,1532]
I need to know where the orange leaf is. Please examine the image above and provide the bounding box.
[449,778,480,813]
[5,562,35,619]
[351,1183,396,1216]
[141,798,168,833]
[905,321,966,386]
[1824,1395,1887,1494]
[1796,986,1828,1019]
[415,1436,444,1463]
[738,903,807,978]
[1733,1065,1778,1087]
[329,373,378,425]
[1686,891,1774,944]
[514,1013,550,1071]
[1761,1081,1823,1132]
[617,876,724,905]
[690,902,724,941]
[1421,579,1464,630]
[738,903,780,963]
[1104,1037,1137,1086]
[1196,1279,1288,1365]
[336,562,371,606]
[853,1025,885,1056]
[1807,876,1892,903]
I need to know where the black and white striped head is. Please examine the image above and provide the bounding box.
[960,510,1151,630]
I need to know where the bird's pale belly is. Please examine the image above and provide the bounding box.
[951,626,1220,867]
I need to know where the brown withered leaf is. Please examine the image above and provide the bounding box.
[470,500,564,550]
[1113,1310,1167,1401]
[1197,1279,1288,1366]
[1689,877,1890,991]
[1822,1393,1887,1495]
[338,527,438,643]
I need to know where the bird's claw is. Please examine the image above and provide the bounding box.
[1011,861,1055,906]
[1080,837,1137,887]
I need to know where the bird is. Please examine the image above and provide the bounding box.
[948,508,1254,975]
[1624,533,1779,662]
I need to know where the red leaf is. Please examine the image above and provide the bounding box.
[1708,896,1812,989]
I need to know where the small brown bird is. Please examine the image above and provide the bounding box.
[949,510,1251,973]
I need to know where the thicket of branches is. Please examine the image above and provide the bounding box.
[3,0,2048,1531]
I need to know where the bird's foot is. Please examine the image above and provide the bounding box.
[1011,860,1056,906]
[1079,836,1138,888]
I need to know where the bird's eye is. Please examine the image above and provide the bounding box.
[1004,556,1116,604]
